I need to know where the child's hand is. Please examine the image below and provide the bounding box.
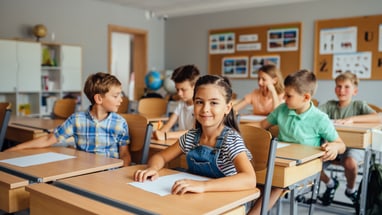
[134,168,159,182]
[171,179,206,195]
[153,130,165,140]
[320,142,339,161]
[334,117,353,124]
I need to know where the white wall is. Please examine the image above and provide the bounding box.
[0,0,165,107]
[165,0,382,106]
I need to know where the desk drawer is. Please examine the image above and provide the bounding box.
[338,130,371,149]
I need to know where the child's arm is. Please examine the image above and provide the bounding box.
[119,145,131,166]
[266,82,282,110]
[134,141,183,182]
[320,137,346,161]
[260,118,273,130]
[335,113,380,124]
[171,152,256,195]
[233,99,249,114]
[153,113,178,140]
[4,133,58,151]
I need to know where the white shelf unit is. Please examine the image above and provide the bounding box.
[0,39,82,117]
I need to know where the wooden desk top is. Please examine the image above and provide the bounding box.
[335,122,382,148]
[9,116,64,131]
[275,143,324,167]
[53,165,260,215]
[0,147,123,185]
[150,138,177,149]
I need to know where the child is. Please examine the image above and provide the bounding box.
[5,72,131,166]
[153,65,200,140]
[318,72,378,207]
[134,75,256,195]
[234,64,284,115]
[248,69,346,215]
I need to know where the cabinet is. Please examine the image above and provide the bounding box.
[0,39,82,116]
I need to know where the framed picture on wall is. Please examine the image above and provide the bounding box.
[210,32,235,54]
[267,28,299,52]
[222,56,248,78]
[250,55,280,78]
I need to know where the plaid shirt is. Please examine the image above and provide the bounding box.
[54,107,129,158]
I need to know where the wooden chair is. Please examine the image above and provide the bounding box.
[368,103,382,112]
[120,114,153,164]
[52,98,77,119]
[239,124,278,215]
[117,96,130,113]
[138,98,168,118]
[0,102,12,151]
[312,98,319,107]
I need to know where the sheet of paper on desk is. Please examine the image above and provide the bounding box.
[277,142,290,149]
[240,115,267,121]
[0,152,75,167]
[129,172,209,196]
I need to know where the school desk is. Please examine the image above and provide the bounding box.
[256,143,324,215]
[26,165,260,215]
[0,147,123,213]
[334,122,382,215]
[5,116,64,143]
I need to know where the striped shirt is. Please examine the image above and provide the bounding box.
[54,108,129,159]
[179,128,252,176]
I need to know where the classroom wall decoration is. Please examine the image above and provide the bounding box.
[314,14,382,80]
[208,22,301,79]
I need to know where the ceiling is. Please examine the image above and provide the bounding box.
[99,0,320,18]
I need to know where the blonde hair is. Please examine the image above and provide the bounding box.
[335,72,359,87]
[258,64,284,94]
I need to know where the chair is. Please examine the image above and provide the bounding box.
[117,96,130,113]
[51,98,77,119]
[368,103,382,112]
[0,102,12,151]
[239,124,278,215]
[138,98,168,118]
[312,98,319,107]
[120,113,153,164]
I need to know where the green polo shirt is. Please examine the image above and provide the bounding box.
[267,102,338,147]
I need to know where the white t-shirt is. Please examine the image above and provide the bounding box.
[173,101,194,130]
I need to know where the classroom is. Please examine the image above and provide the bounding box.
[0,0,382,214]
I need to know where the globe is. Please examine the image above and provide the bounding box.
[33,24,47,41]
[145,71,163,91]
[163,76,177,94]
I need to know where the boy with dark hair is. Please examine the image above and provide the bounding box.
[249,69,346,215]
[318,72,378,207]
[6,72,131,166]
[153,65,200,140]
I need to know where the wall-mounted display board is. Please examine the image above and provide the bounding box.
[208,22,302,79]
[314,14,382,80]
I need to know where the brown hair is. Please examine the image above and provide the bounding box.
[83,72,121,105]
[171,64,200,86]
[193,75,239,132]
[284,69,317,96]
[258,64,284,94]
[335,72,359,87]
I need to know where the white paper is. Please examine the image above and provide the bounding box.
[0,152,76,167]
[379,24,382,52]
[277,142,290,149]
[319,27,357,54]
[129,172,209,196]
[240,115,267,121]
[332,52,371,79]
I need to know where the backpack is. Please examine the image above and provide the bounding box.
[356,154,382,215]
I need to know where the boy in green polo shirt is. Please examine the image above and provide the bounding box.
[248,69,346,215]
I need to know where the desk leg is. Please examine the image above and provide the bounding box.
[308,173,320,215]
[289,188,297,215]
[359,148,371,215]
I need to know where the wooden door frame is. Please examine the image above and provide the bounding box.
[108,24,147,100]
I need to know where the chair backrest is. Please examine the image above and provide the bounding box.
[239,124,278,215]
[117,96,129,114]
[0,102,12,151]
[312,98,319,107]
[52,98,77,119]
[120,113,153,164]
[138,98,168,118]
[368,103,382,113]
